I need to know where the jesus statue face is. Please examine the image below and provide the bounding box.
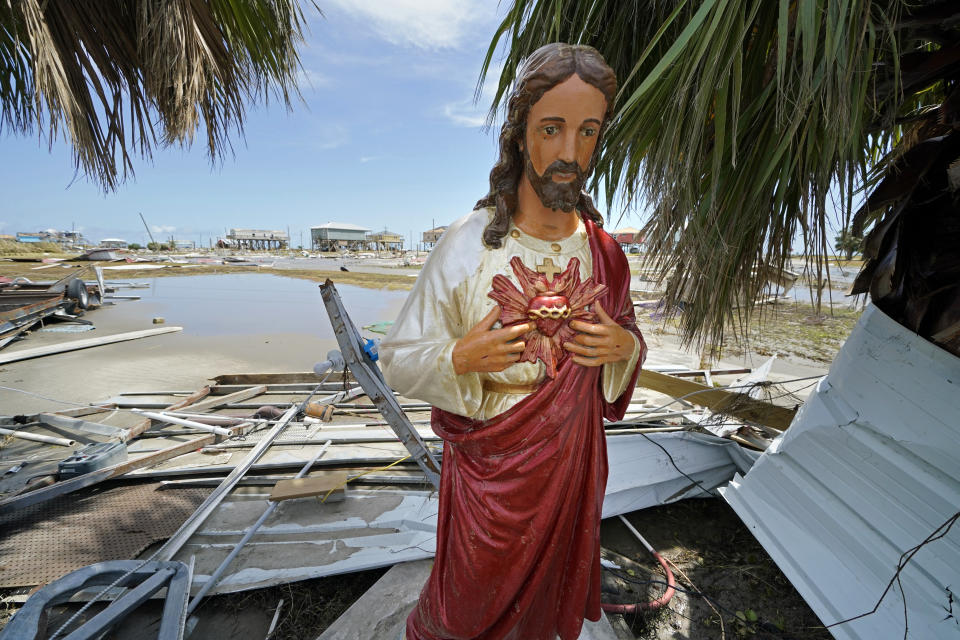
[520,74,608,212]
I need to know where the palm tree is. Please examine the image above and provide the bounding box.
[833,229,862,261]
[482,0,959,357]
[0,0,309,191]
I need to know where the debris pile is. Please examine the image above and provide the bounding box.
[0,282,821,639]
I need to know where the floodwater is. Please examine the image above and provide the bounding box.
[109,273,409,337]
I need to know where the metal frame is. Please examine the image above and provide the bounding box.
[319,279,441,488]
[0,560,191,640]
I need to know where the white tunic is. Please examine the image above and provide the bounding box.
[380,208,641,420]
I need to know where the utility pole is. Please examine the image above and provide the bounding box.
[139,212,157,248]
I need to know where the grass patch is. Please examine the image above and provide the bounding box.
[722,302,864,364]
[638,301,863,365]
[0,240,64,256]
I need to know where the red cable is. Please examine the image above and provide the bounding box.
[601,550,676,613]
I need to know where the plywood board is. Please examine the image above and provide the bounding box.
[270,472,349,502]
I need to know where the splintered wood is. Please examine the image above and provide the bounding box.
[636,370,796,432]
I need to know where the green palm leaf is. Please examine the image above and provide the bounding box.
[483,0,959,355]
[0,0,310,190]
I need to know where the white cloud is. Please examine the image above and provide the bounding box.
[443,63,502,128]
[326,0,493,50]
[317,124,349,150]
[296,67,332,89]
[151,224,176,234]
[359,155,384,163]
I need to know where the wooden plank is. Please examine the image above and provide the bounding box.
[212,372,351,385]
[269,472,348,502]
[635,369,796,431]
[179,385,268,413]
[53,404,117,418]
[0,327,183,364]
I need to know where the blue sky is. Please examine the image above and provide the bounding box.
[0,1,554,248]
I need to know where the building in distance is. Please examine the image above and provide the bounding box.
[311,222,370,252]
[15,230,88,248]
[422,225,448,248]
[367,229,404,252]
[224,229,288,250]
[611,227,645,253]
[100,238,128,249]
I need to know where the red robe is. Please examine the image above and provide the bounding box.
[406,216,645,640]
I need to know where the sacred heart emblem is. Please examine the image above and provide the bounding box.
[527,293,570,337]
[488,256,607,378]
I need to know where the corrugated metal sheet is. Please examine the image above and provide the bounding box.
[721,305,960,640]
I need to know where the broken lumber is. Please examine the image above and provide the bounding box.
[212,372,349,385]
[0,327,183,364]
[175,385,267,413]
[635,369,796,431]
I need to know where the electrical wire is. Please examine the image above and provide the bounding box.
[604,568,816,639]
[623,374,825,423]
[319,454,413,503]
[638,432,715,498]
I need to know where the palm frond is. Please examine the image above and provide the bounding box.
[0,0,309,190]
[483,0,957,353]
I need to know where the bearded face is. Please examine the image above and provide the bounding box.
[520,75,607,212]
[522,151,586,212]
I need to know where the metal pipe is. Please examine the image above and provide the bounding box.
[265,599,284,639]
[186,440,332,612]
[132,411,233,437]
[199,434,441,450]
[163,412,272,423]
[0,427,76,447]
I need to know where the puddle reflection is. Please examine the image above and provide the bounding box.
[124,274,408,337]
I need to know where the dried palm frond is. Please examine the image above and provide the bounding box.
[483,0,959,355]
[0,0,309,190]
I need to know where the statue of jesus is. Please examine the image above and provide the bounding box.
[380,42,647,640]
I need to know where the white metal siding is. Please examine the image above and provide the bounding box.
[721,305,960,640]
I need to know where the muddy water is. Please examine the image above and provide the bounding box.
[109,273,409,337]
[0,274,412,413]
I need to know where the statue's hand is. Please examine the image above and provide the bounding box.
[452,307,533,375]
[564,303,635,367]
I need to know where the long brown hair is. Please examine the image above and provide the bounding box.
[476,43,617,248]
